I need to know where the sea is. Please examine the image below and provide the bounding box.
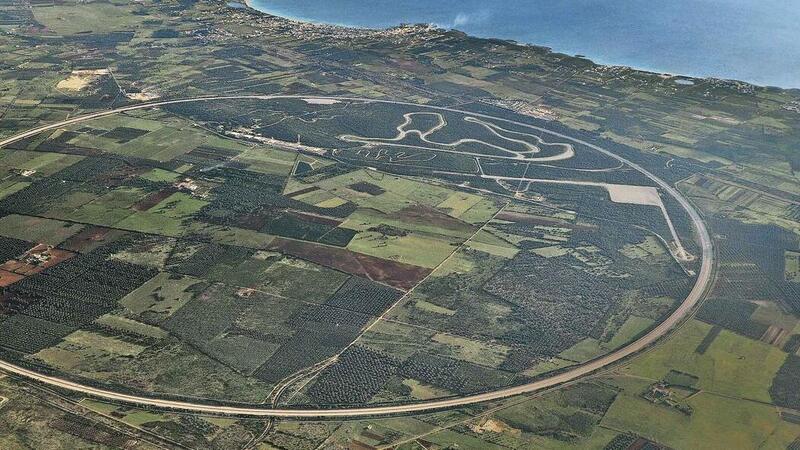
[247,0,800,89]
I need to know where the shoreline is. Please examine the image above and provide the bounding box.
[240,0,795,91]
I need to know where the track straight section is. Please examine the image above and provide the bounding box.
[0,95,714,418]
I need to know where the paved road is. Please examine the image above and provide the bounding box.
[0,95,714,418]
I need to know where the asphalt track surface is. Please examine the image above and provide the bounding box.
[0,95,714,418]
[339,111,575,161]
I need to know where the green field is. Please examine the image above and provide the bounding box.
[624,320,787,402]
[601,391,800,449]
[119,272,205,318]
[32,3,147,34]
[0,214,83,245]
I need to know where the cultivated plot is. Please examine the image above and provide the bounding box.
[0,97,705,411]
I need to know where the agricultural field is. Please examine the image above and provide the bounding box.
[787,251,800,282]
[0,96,703,409]
[0,0,798,448]
[0,371,268,449]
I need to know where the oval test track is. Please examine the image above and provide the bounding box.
[0,95,714,418]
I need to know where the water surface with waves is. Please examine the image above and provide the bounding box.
[248,0,800,88]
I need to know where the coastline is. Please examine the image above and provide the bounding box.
[240,0,795,90]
